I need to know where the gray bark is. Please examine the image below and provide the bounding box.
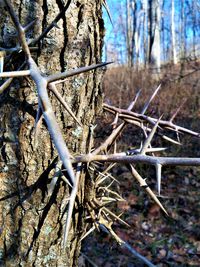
[0,0,104,266]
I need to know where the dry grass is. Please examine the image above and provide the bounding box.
[103,63,200,123]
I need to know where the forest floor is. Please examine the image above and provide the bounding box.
[82,165,200,266]
[81,64,200,266]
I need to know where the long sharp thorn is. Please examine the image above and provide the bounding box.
[156,163,162,196]
[48,83,82,126]
[130,165,168,215]
[162,135,181,145]
[34,105,43,149]
[47,62,113,83]
[0,77,13,94]
[111,112,119,127]
[52,22,60,29]
[176,131,181,143]
[102,207,130,227]
[170,99,187,122]
[81,225,96,241]
[0,51,5,74]
[63,163,82,247]
[23,19,38,32]
[146,147,167,153]
[140,115,162,155]
[146,186,168,215]
[48,160,62,197]
[141,84,161,114]
[127,89,142,111]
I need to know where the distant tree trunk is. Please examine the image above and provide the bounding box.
[148,0,162,73]
[126,0,133,67]
[180,0,186,61]
[141,0,148,67]
[0,1,104,266]
[171,0,177,64]
[191,0,197,60]
[132,0,140,68]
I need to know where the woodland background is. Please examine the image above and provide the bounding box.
[81,0,200,266]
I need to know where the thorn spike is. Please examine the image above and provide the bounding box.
[156,163,162,196]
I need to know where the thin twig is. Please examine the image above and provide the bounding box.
[122,242,156,267]
[104,103,200,137]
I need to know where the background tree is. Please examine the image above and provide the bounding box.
[147,0,162,72]
[104,0,200,67]
[171,0,177,64]
[0,0,104,266]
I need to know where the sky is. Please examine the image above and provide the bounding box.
[102,0,200,64]
[102,0,125,63]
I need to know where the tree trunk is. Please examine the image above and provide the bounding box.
[180,0,186,61]
[141,0,148,67]
[171,0,177,64]
[126,0,133,67]
[0,0,104,266]
[148,0,162,73]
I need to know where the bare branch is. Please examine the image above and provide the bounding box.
[0,62,26,94]
[121,241,156,267]
[129,164,168,215]
[124,118,181,145]
[98,217,156,267]
[74,153,200,167]
[104,103,200,137]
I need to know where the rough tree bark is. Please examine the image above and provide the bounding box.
[0,0,104,266]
